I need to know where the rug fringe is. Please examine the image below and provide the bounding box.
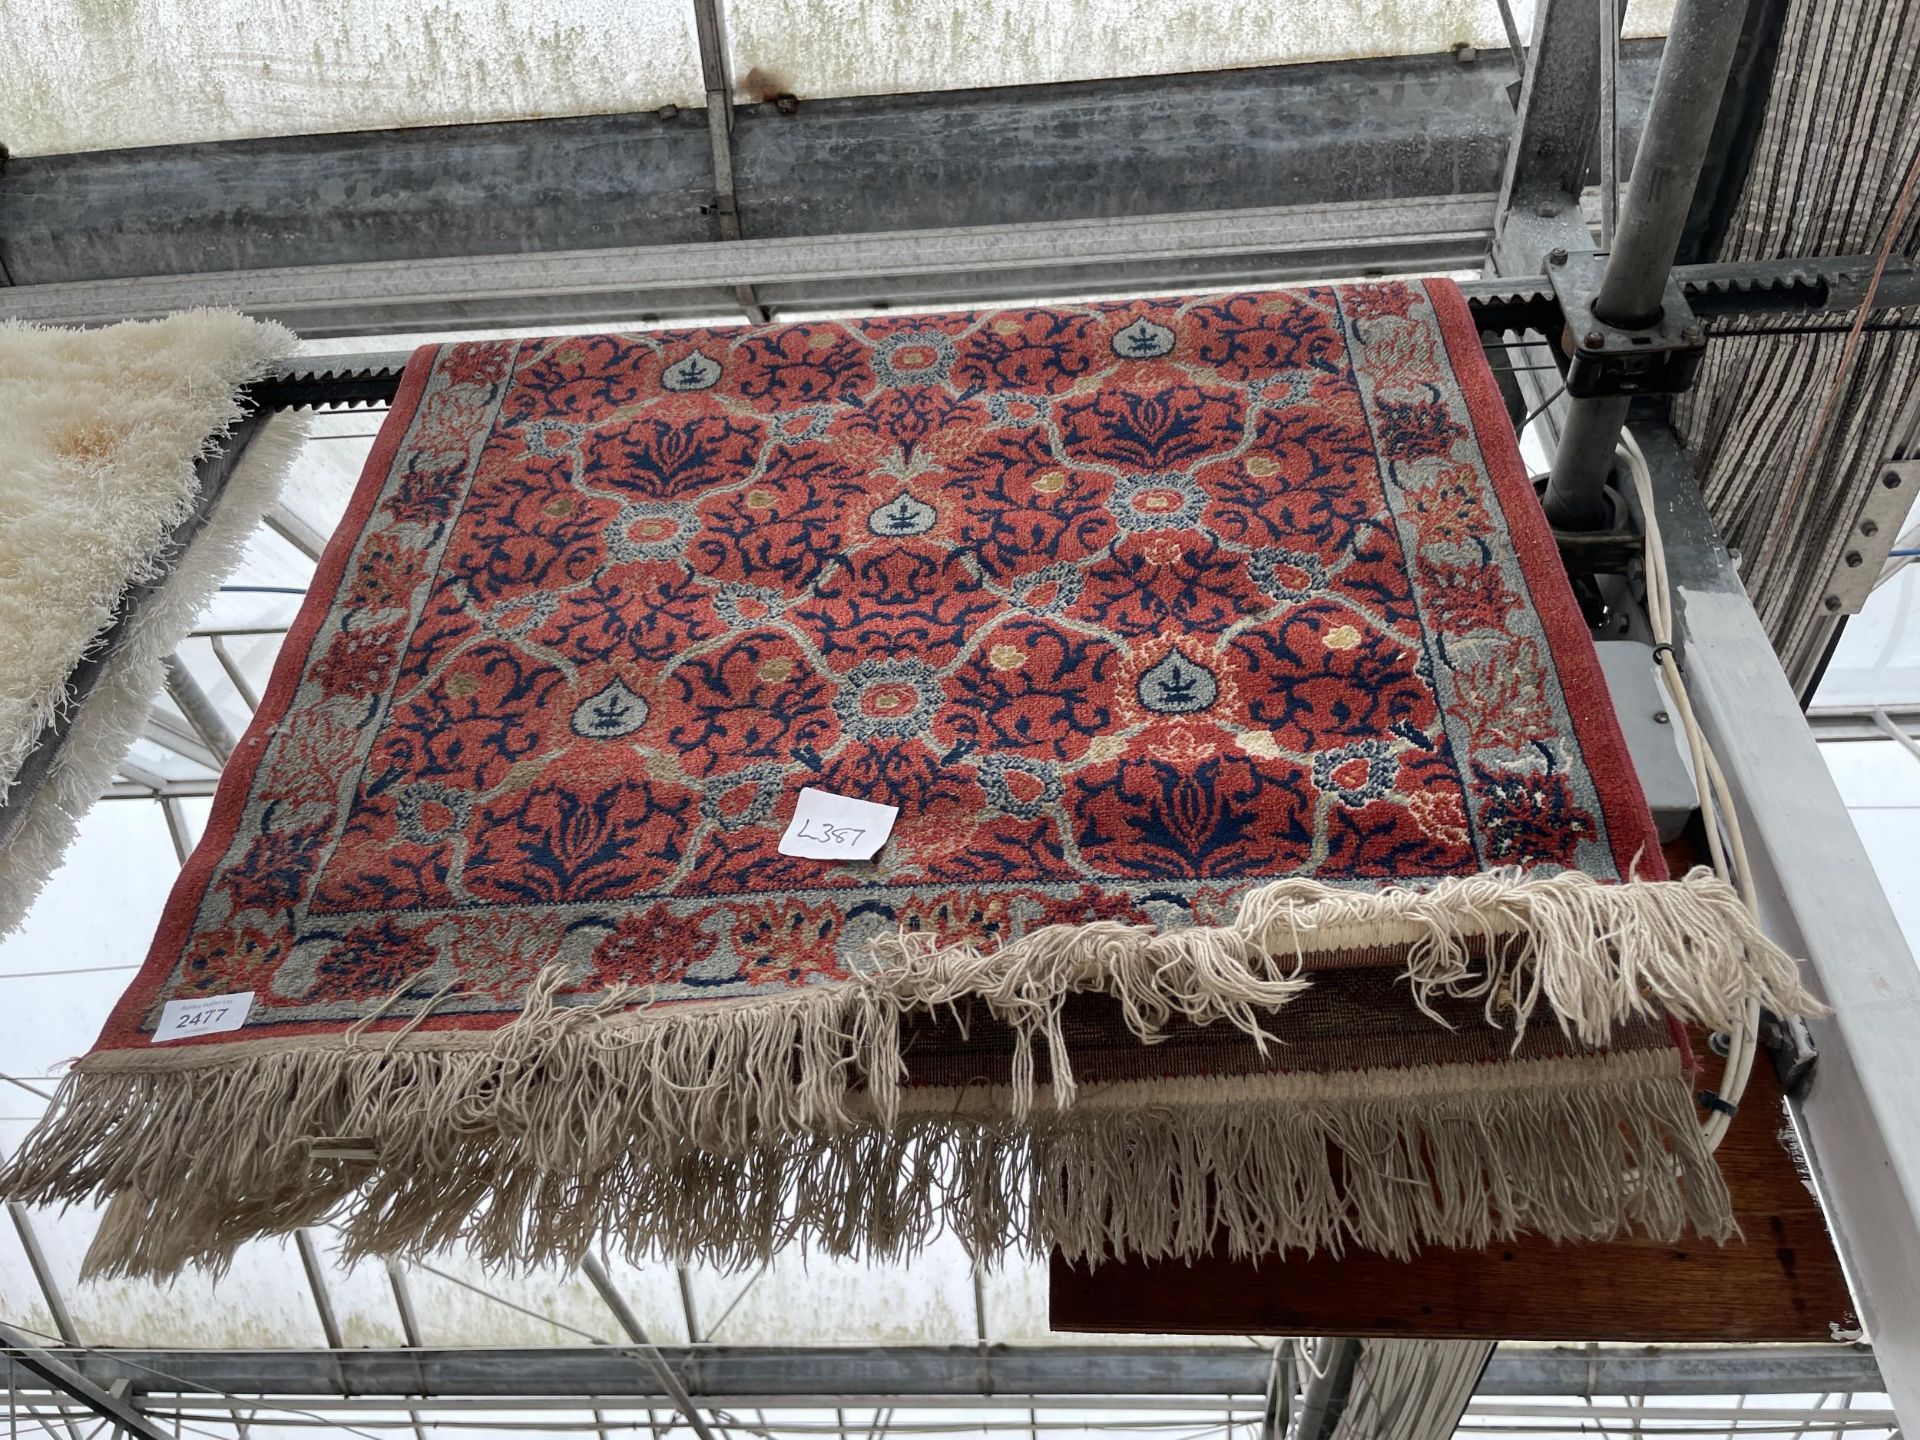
[1255,864,1822,1047]
[32,1051,1730,1281]
[864,865,1822,1102]
[0,865,1808,1277]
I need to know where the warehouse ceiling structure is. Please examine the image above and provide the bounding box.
[3,2,1920,1440]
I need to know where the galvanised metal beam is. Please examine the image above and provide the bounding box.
[1806,704,1920,743]
[12,1345,1884,1402]
[203,253,1918,414]
[1541,0,1749,528]
[101,779,220,800]
[689,0,766,324]
[1638,421,1920,1432]
[0,1326,171,1440]
[579,1254,723,1440]
[1487,0,1606,448]
[139,710,222,772]
[6,1204,79,1347]
[0,197,1498,335]
[291,1230,346,1352]
[1490,0,1607,273]
[0,49,1658,291]
[161,654,236,762]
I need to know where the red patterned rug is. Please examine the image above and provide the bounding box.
[3,281,1816,1277]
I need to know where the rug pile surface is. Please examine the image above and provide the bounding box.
[0,312,303,933]
[0,281,1817,1277]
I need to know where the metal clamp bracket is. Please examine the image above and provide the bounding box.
[1819,458,1920,616]
[1765,1012,1820,1098]
[1548,248,1708,397]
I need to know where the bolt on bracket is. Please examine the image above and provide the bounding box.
[1548,249,1708,398]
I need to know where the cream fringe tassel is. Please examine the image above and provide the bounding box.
[860,864,1823,1101]
[0,865,1809,1278]
[52,1053,1731,1280]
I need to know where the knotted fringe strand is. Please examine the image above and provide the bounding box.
[0,866,1804,1278]
[53,1053,1731,1280]
[862,866,1823,1097]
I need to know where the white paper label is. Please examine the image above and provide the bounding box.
[777,787,898,861]
[153,991,254,1043]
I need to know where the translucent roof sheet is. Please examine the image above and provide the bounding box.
[7,0,1676,157]
[2,0,704,157]
[722,0,1673,104]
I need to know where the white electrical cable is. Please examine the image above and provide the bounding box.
[1293,1337,1331,1381]
[1616,428,1757,1152]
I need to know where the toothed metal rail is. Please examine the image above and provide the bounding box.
[249,255,1918,412]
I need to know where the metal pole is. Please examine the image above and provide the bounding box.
[208,638,259,712]
[380,1262,430,1440]
[1598,0,1751,327]
[0,1326,171,1440]
[1545,394,1634,528]
[161,656,236,763]
[1540,0,1750,529]
[6,1206,79,1347]
[674,1267,703,1401]
[4,1205,85,1440]
[1493,0,1527,79]
[970,1265,992,1396]
[689,0,768,324]
[159,799,193,866]
[1599,0,1620,249]
[1290,1340,1360,1440]
[263,506,327,563]
[579,1254,724,1440]
[675,1268,703,1344]
[292,1232,345,1352]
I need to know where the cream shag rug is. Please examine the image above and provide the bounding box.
[0,312,307,933]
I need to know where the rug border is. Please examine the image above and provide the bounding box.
[1422,278,1665,884]
[93,346,443,1052]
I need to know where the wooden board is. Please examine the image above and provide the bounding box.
[1049,1045,1856,1340]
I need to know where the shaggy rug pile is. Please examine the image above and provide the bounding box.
[0,313,304,934]
[0,282,1818,1278]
